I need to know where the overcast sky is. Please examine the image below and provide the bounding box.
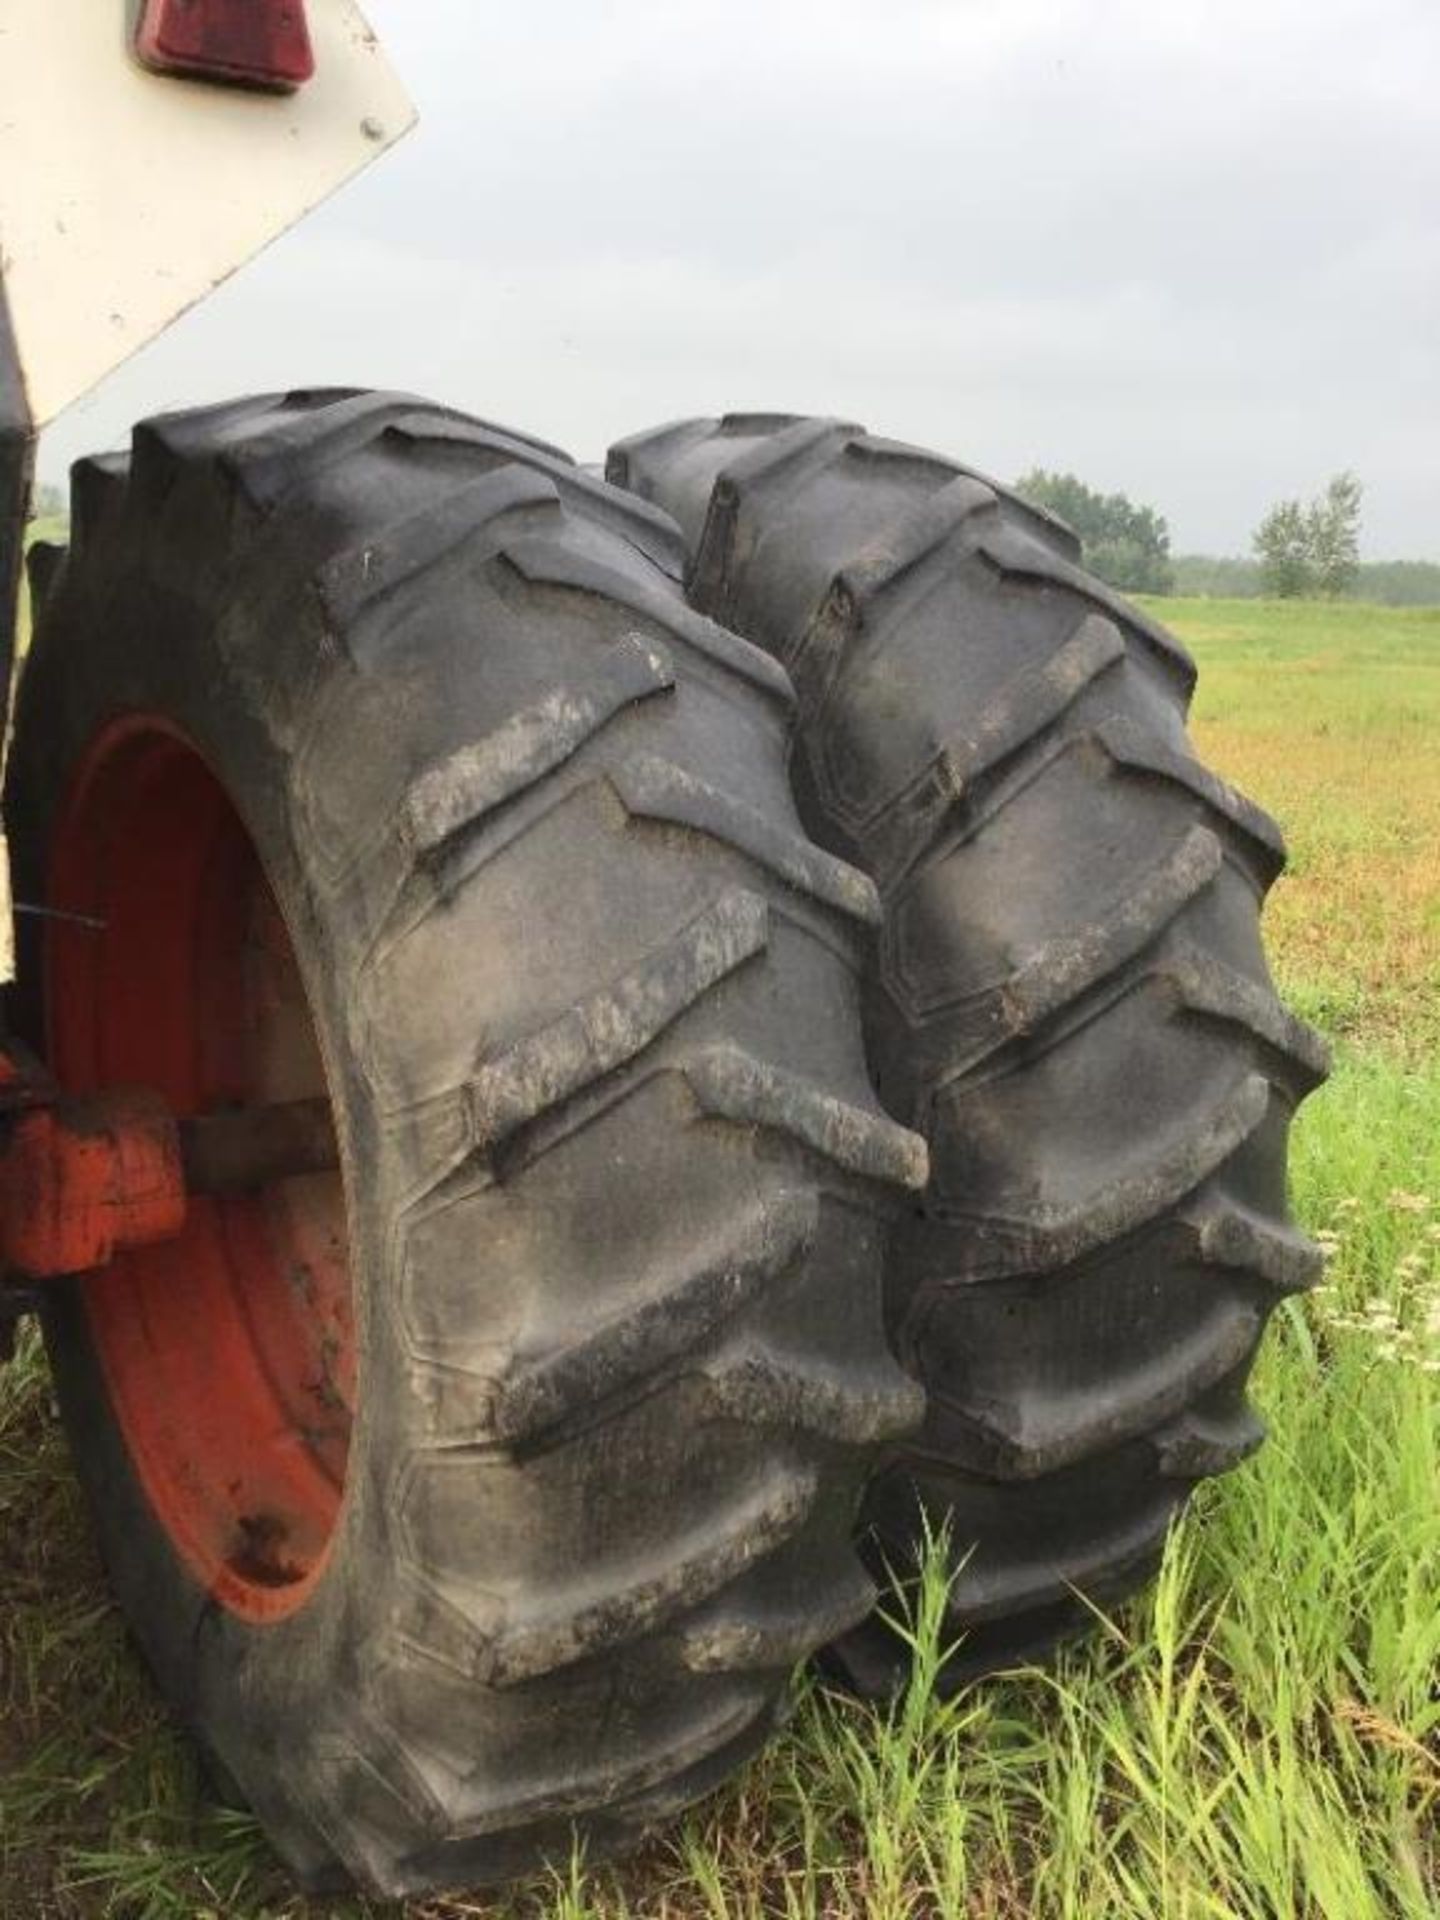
[40,0,1439,556]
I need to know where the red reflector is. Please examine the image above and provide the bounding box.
[135,0,315,93]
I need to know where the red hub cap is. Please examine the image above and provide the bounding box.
[46,719,352,1622]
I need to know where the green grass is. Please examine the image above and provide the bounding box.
[1148,597,1440,1056]
[3,596,1438,1917]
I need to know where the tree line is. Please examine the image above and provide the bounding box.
[1170,555,1440,606]
[1014,465,1434,604]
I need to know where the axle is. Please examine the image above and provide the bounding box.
[0,1064,339,1355]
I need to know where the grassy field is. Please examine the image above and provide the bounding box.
[2,595,1438,1918]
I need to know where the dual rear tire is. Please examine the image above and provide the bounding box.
[11,394,1321,1893]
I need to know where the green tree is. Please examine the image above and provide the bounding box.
[1253,498,1316,598]
[1307,471,1362,598]
[1252,472,1363,599]
[1013,469,1173,594]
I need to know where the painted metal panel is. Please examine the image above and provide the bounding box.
[0,0,415,427]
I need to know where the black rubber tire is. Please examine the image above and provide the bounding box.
[608,415,1328,1691]
[6,391,927,1893]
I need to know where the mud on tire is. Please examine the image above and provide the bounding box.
[7,392,927,1892]
[609,414,1327,1691]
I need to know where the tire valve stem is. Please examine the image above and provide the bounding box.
[14,902,108,931]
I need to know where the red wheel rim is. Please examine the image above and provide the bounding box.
[46,718,353,1624]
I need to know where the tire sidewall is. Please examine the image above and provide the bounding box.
[10,501,399,1849]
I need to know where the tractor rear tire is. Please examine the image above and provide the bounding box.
[608,415,1327,1691]
[7,392,926,1892]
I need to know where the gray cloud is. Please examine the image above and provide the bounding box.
[42,0,1439,554]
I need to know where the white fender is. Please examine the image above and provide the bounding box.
[0,0,415,427]
[0,0,414,978]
